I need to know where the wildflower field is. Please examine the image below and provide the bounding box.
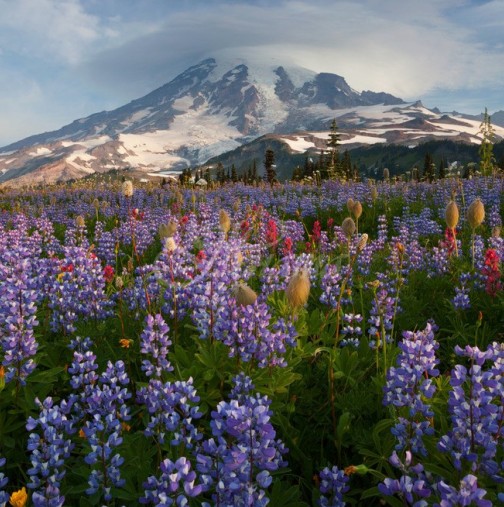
[0,176,503,506]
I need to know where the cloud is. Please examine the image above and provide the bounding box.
[0,0,502,145]
[79,0,504,102]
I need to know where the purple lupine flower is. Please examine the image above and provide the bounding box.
[47,246,113,334]
[196,374,287,506]
[136,377,202,448]
[0,255,39,385]
[82,360,131,501]
[26,397,74,507]
[319,262,355,330]
[340,313,363,348]
[378,451,431,506]
[437,474,492,507]
[140,456,206,505]
[318,466,349,507]
[367,282,396,349]
[0,457,9,506]
[140,314,173,378]
[214,297,297,368]
[262,253,314,297]
[383,323,439,455]
[68,348,131,502]
[438,343,503,477]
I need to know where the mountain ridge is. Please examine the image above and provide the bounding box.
[0,56,502,187]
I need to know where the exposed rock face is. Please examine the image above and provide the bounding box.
[0,55,502,187]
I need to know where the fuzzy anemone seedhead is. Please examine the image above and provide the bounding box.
[341,217,356,238]
[466,198,485,229]
[164,237,177,253]
[122,180,134,197]
[159,221,177,239]
[219,209,231,234]
[445,200,459,229]
[352,200,363,219]
[357,233,368,252]
[233,282,258,306]
[285,269,310,310]
[346,198,355,214]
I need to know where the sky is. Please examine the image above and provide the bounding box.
[0,0,503,147]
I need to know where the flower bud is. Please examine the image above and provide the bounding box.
[383,168,390,180]
[219,209,231,235]
[357,233,368,252]
[235,251,244,265]
[159,221,177,239]
[341,217,356,238]
[233,282,257,306]
[466,198,485,229]
[370,186,378,201]
[352,200,363,219]
[346,198,355,214]
[165,237,177,253]
[445,200,459,229]
[492,226,501,238]
[122,180,134,197]
[75,215,85,227]
[115,276,124,290]
[285,269,310,309]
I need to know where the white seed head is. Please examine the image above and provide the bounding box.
[352,200,363,219]
[219,209,231,234]
[466,198,485,229]
[445,200,459,229]
[233,282,257,306]
[164,237,177,253]
[357,233,369,252]
[122,180,134,197]
[341,217,356,238]
[285,269,311,309]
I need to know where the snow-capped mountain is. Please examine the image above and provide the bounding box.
[0,55,502,186]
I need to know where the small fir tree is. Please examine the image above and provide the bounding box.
[478,107,495,176]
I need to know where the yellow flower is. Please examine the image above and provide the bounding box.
[9,487,28,507]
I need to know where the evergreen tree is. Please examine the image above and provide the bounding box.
[327,119,341,180]
[318,150,328,179]
[251,159,258,182]
[423,153,435,182]
[478,107,495,176]
[341,150,352,180]
[264,149,276,185]
[292,166,303,181]
[438,157,447,179]
[303,157,314,178]
[231,164,238,183]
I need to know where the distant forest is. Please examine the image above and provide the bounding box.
[202,138,504,183]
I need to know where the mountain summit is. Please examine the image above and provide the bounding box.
[0,56,501,186]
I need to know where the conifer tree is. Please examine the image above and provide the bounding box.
[327,119,341,179]
[423,153,435,182]
[478,107,495,176]
[438,157,447,179]
[264,149,276,185]
[341,150,352,180]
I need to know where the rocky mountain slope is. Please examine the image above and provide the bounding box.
[0,56,502,186]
